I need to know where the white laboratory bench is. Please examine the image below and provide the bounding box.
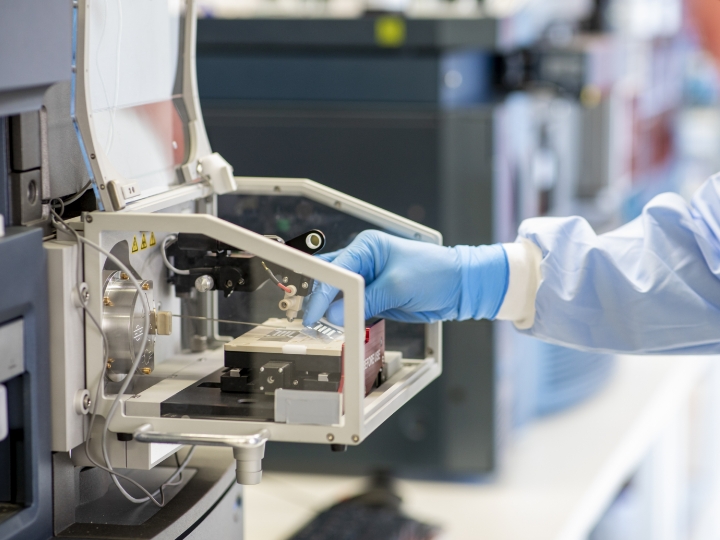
[244,355,720,540]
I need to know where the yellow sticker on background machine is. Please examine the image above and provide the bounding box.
[149,232,156,247]
[375,16,406,48]
[131,236,139,253]
[140,233,148,250]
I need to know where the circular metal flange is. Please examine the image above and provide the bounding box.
[102,271,155,382]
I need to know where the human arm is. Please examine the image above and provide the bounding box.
[507,174,720,354]
[302,230,510,326]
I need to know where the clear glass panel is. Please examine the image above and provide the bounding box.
[88,0,187,198]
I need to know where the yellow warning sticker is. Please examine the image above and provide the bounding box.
[131,236,139,253]
[140,233,148,250]
[149,232,156,247]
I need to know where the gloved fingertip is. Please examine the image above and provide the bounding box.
[316,251,339,263]
[302,296,326,327]
[325,300,345,326]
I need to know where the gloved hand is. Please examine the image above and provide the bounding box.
[303,230,509,326]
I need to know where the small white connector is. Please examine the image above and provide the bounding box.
[278,285,303,322]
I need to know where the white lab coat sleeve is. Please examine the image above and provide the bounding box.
[504,173,720,354]
[496,240,542,328]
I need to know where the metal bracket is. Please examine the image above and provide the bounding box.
[133,426,269,485]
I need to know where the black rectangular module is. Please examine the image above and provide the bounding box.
[224,350,341,374]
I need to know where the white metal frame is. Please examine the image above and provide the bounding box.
[84,198,442,445]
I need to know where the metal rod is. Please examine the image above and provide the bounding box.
[171,314,285,328]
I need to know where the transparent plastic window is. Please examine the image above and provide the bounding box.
[87,0,188,195]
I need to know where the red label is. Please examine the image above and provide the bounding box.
[339,319,386,397]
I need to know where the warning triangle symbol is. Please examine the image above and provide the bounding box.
[131,236,139,253]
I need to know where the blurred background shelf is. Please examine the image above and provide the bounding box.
[244,355,720,540]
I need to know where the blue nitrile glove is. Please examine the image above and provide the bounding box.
[303,230,509,326]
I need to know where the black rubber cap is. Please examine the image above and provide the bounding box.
[330,444,347,452]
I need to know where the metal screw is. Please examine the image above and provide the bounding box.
[100,184,105,190]
[106,362,113,370]
[302,282,309,289]
[90,153,96,159]
[278,367,283,373]
[120,272,129,280]
[267,376,275,384]
[426,348,434,356]
[238,278,245,285]
[352,435,359,443]
[196,163,203,174]
[195,275,214,293]
[141,367,152,375]
[83,395,92,410]
[85,215,93,223]
[327,434,334,442]
[260,367,265,372]
[141,282,150,290]
[334,201,341,209]
[103,296,113,306]
[293,380,298,386]
[273,186,281,193]
[226,279,233,288]
[282,276,289,284]
[78,283,90,303]
[259,386,264,391]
